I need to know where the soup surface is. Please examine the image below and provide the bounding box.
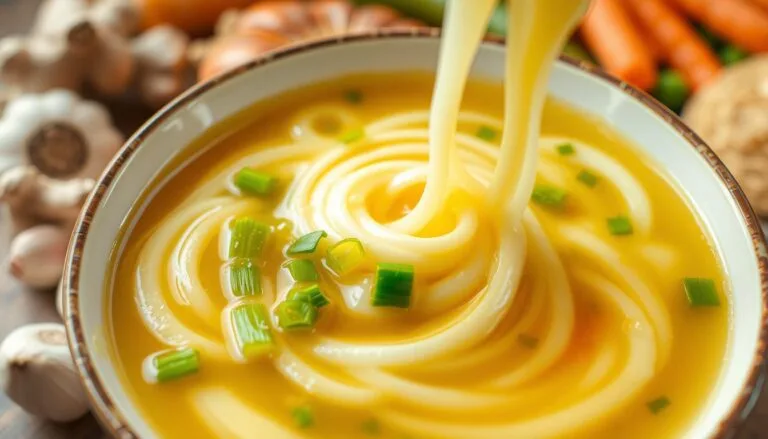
[107,73,728,438]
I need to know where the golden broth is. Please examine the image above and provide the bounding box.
[107,73,727,438]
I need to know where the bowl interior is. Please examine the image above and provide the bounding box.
[67,34,766,438]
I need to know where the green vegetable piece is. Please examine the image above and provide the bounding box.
[647,396,671,414]
[517,334,539,349]
[326,238,366,276]
[372,263,414,308]
[344,89,363,104]
[531,185,568,208]
[276,300,318,330]
[361,418,381,436]
[287,230,327,255]
[576,170,599,187]
[476,126,497,141]
[292,406,314,428]
[556,143,575,156]
[606,216,633,236]
[234,167,278,196]
[228,217,270,259]
[148,347,200,383]
[652,70,689,113]
[286,259,319,282]
[225,258,262,298]
[230,303,275,360]
[719,45,748,66]
[683,278,721,307]
[340,128,365,144]
[288,283,330,308]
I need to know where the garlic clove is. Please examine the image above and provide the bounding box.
[0,323,90,422]
[9,225,69,289]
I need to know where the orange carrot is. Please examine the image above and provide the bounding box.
[668,0,768,53]
[621,0,721,90]
[580,0,657,90]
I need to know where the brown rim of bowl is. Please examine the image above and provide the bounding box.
[63,27,768,439]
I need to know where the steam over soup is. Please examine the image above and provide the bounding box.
[107,1,728,438]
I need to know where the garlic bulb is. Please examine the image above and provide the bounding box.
[0,323,90,422]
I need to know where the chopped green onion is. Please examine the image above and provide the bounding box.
[576,170,599,187]
[476,126,497,141]
[234,167,278,196]
[372,263,414,308]
[225,258,262,297]
[531,185,568,208]
[343,89,363,104]
[719,45,748,66]
[145,347,199,383]
[517,334,539,349]
[606,216,633,236]
[288,283,330,308]
[683,277,721,307]
[287,230,327,255]
[361,418,381,435]
[291,406,314,428]
[556,143,575,156]
[652,70,689,114]
[229,303,275,360]
[286,259,319,282]
[647,396,671,414]
[340,128,364,144]
[276,300,318,330]
[326,238,365,276]
[228,217,270,259]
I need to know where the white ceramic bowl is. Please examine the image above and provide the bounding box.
[62,30,768,438]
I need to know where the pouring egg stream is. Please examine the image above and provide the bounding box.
[107,0,728,437]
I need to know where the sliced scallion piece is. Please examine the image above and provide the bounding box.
[683,277,720,307]
[647,396,671,414]
[340,128,364,144]
[288,283,330,308]
[287,230,327,255]
[286,259,319,282]
[326,238,365,276]
[372,263,414,308]
[556,143,575,155]
[225,258,261,297]
[229,303,275,360]
[144,347,199,383]
[228,217,270,259]
[576,170,599,187]
[343,89,363,104]
[234,167,278,196]
[531,185,567,208]
[476,126,496,141]
[292,405,314,428]
[361,418,381,435]
[606,216,633,236]
[517,334,539,349]
[276,300,318,330]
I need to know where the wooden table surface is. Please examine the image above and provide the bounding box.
[0,0,767,438]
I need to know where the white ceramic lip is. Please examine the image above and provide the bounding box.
[62,29,768,439]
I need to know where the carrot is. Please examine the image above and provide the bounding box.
[668,0,768,53]
[621,0,721,90]
[579,0,657,90]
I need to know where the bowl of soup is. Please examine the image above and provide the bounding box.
[61,12,767,439]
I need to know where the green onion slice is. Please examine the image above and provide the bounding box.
[647,396,671,414]
[287,230,327,255]
[234,167,278,196]
[476,126,497,141]
[326,238,365,276]
[292,405,314,428]
[556,143,575,155]
[517,334,539,349]
[361,418,381,435]
[224,258,261,298]
[372,263,414,308]
[343,89,363,104]
[683,277,720,307]
[340,128,365,144]
[276,300,318,330]
[229,303,275,360]
[288,283,330,308]
[144,347,199,383]
[606,216,633,236]
[286,259,319,282]
[531,185,568,208]
[576,170,599,187]
[228,217,270,259]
